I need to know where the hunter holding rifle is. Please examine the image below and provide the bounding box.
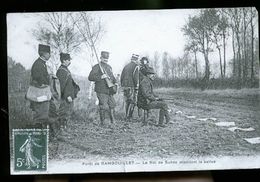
[120,54,140,120]
[88,51,117,126]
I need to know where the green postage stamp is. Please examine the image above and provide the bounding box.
[12,129,48,172]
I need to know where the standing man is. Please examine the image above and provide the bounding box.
[137,67,171,127]
[46,59,61,126]
[29,44,52,129]
[88,51,117,126]
[56,53,80,130]
[120,54,140,119]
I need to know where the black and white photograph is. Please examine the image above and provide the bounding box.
[7,8,260,174]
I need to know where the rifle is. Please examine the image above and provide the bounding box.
[83,15,115,90]
[71,14,116,91]
[126,65,140,118]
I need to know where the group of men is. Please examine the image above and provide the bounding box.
[120,54,172,127]
[28,43,172,138]
[28,44,80,138]
[88,50,172,127]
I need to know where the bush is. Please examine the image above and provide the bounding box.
[153,77,259,90]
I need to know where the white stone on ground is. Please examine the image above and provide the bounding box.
[228,127,255,132]
[215,122,235,127]
[185,115,196,119]
[175,110,183,114]
[244,137,260,144]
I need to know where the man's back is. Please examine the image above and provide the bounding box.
[120,61,139,88]
[31,58,50,87]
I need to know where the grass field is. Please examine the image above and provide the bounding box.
[9,86,260,160]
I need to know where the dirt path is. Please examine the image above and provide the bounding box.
[49,88,260,160]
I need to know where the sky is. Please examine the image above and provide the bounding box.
[7,9,248,77]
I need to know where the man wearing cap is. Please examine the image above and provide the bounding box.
[120,54,140,119]
[88,51,117,126]
[137,67,171,127]
[138,56,152,117]
[29,44,51,128]
[139,57,150,81]
[56,53,80,130]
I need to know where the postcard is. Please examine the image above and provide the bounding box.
[7,8,260,174]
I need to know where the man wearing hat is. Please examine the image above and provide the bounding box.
[29,44,51,128]
[137,67,171,127]
[139,56,150,81]
[120,54,140,119]
[88,51,117,126]
[137,56,152,117]
[56,53,80,130]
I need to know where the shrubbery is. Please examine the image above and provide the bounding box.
[153,77,259,90]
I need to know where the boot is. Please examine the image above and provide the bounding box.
[99,109,105,126]
[109,109,115,124]
[157,109,166,127]
[138,108,142,118]
[125,102,131,119]
[142,109,148,126]
[48,123,56,141]
[49,117,60,139]
[165,110,170,124]
[129,104,135,119]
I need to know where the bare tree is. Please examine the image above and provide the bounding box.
[242,8,251,82]
[70,12,106,66]
[184,41,199,79]
[69,12,105,100]
[33,12,105,70]
[220,15,229,78]
[162,52,170,80]
[33,12,82,70]
[202,9,224,78]
[249,7,258,80]
[168,56,176,79]
[182,10,215,82]
[224,7,258,86]
[153,51,160,75]
[208,9,230,78]
[227,9,243,83]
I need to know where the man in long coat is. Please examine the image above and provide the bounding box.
[120,54,139,119]
[137,67,171,127]
[29,44,51,128]
[56,53,80,130]
[88,51,117,126]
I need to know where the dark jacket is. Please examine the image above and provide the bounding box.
[120,61,139,88]
[56,65,80,101]
[88,62,116,95]
[31,58,50,87]
[139,64,150,82]
[137,76,157,109]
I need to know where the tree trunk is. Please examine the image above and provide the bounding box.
[204,53,210,81]
[236,33,242,80]
[223,32,226,77]
[243,8,248,84]
[250,8,255,81]
[236,31,242,89]
[194,51,198,79]
[205,35,210,81]
[171,67,174,79]
[217,47,223,78]
[232,28,237,77]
